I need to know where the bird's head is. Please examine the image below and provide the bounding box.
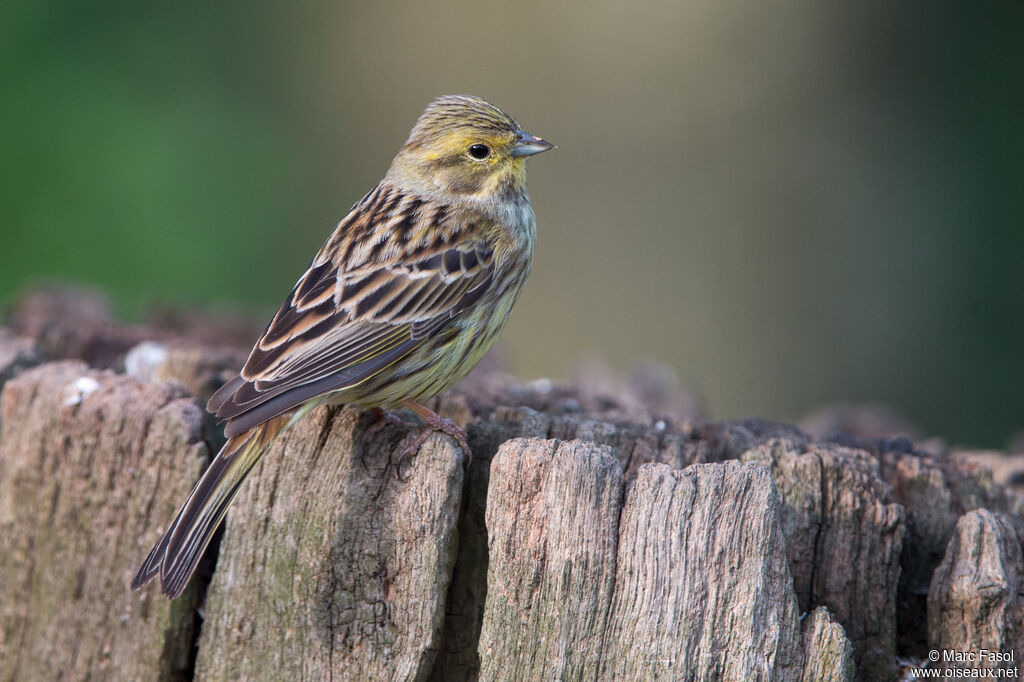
[387,95,553,202]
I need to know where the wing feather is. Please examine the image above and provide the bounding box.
[208,182,495,432]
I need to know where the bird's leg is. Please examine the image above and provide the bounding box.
[398,399,472,469]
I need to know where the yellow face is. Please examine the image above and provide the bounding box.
[388,95,553,200]
[414,127,527,197]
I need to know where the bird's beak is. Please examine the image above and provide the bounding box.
[510,129,555,157]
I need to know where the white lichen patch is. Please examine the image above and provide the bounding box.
[125,341,169,381]
[63,376,101,406]
[531,377,553,394]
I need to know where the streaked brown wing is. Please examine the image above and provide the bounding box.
[208,186,495,437]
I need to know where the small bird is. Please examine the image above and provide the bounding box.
[131,95,553,598]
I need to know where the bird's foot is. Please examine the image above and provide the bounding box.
[399,399,472,470]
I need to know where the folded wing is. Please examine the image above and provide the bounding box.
[208,186,494,437]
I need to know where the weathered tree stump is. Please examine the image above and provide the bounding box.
[800,608,855,682]
[742,439,905,678]
[0,286,1022,681]
[478,439,623,680]
[195,408,464,680]
[0,361,209,682]
[927,509,1023,675]
[600,461,803,680]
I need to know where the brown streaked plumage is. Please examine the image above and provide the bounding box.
[131,94,553,598]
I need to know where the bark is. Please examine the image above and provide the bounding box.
[1,286,1022,682]
[599,461,804,681]
[478,439,623,681]
[0,361,210,682]
[742,439,905,680]
[800,607,854,682]
[194,405,465,681]
[927,509,1023,674]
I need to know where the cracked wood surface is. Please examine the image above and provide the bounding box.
[0,361,209,682]
[928,509,1023,674]
[800,607,855,682]
[2,287,1024,681]
[194,407,464,681]
[478,439,623,680]
[600,461,804,680]
[742,439,905,679]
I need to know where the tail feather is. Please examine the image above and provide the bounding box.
[131,415,288,598]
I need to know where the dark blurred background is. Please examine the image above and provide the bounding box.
[2,1,1021,448]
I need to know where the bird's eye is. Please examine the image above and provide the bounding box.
[468,144,490,159]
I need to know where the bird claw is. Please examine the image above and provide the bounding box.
[395,413,472,475]
[361,405,472,477]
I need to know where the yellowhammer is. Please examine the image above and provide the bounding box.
[132,95,553,598]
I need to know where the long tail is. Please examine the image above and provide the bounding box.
[131,415,289,598]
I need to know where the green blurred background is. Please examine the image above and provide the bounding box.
[2,1,1021,448]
